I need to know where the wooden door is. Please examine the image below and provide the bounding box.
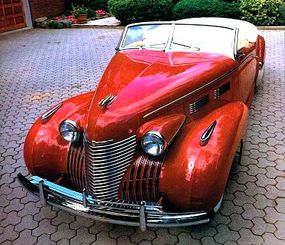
[0,0,26,33]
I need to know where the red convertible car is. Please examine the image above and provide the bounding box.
[18,18,265,230]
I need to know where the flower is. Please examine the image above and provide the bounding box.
[52,15,77,24]
[66,15,77,24]
[95,9,106,16]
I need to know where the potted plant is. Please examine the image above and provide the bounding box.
[72,5,88,24]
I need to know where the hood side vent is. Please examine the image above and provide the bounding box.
[189,94,209,114]
[214,82,230,99]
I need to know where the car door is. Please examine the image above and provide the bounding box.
[233,43,258,104]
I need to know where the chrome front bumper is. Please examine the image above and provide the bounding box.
[17,173,210,231]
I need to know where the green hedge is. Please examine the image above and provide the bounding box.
[71,0,108,10]
[240,0,283,25]
[108,0,174,25]
[108,0,284,26]
[87,0,108,11]
[278,3,285,25]
[173,0,241,20]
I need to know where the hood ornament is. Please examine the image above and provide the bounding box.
[99,95,116,107]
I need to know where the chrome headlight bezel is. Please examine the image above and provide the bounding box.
[141,131,166,157]
[59,120,80,143]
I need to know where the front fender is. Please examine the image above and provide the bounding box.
[159,101,248,212]
[24,91,94,180]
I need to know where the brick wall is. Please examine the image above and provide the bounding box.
[29,0,65,23]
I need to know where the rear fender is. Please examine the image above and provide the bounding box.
[24,91,94,179]
[159,101,248,212]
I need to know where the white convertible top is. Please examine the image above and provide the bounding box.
[177,17,258,50]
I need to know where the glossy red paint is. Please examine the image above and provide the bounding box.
[159,101,248,211]
[23,25,265,213]
[85,50,236,141]
[137,114,186,145]
[24,92,93,180]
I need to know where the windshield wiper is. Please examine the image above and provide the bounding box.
[144,43,166,51]
[120,43,166,51]
[172,42,200,51]
[146,43,166,48]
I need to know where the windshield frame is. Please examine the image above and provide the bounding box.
[117,21,238,58]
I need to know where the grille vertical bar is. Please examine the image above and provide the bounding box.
[67,143,86,191]
[85,135,137,200]
[119,155,162,202]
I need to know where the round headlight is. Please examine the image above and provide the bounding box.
[59,120,80,142]
[141,131,166,156]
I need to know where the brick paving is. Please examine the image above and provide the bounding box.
[0,28,284,244]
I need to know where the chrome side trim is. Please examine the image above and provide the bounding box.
[200,120,217,146]
[143,54,256,119]
[98,95,116,107]
[18,174,211,230]
[41,103,62,122]
[143,71,233,118]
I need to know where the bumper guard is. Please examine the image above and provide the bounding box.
[17,173,210,231]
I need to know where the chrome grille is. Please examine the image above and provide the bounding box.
[119,154,162,202]
[85,135,137,200]
[67,142,85,191]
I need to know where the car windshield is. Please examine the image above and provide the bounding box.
[120,23,235,58]
[121,24,172,50]
[170,25,235,57]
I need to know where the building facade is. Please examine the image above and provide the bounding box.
[0,0,65,33]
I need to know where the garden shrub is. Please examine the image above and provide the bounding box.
[240,0,283,25]
[108,0,174,25]
[72,0,108,11]
[48,20,70,29]
[173,0,215,19]
[212,1,241,19]
[221,0,239,2]
[87,8,97,18]
[173,0,241,20]
[87,0,108,11]
[278,3,285,25]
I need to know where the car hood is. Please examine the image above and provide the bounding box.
[86,50,235,140]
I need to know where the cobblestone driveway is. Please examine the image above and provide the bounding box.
[0,28,284,245]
